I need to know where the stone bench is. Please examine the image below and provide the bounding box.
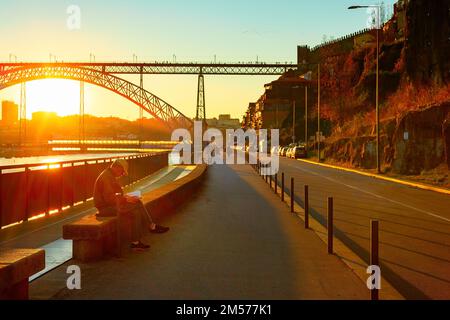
[63,215,116,262]
[63,164,207,262]
[63,212,138,262]
[0,248,45,300]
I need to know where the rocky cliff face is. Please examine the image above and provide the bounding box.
[324,103,450,177]
[405,0,450,85]
[316,0,450,179]
[389,103,450,174]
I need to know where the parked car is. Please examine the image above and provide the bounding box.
[286,147,294,158]
[292,145,307,159]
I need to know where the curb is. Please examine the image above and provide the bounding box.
[298,159,450,196]
[143,164,208,221]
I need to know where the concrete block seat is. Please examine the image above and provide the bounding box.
[0,248,45,300]
[63,214,136,262]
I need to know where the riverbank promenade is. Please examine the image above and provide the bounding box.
[29,164,367,300]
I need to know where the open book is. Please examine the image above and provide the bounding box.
[127,190,142,199]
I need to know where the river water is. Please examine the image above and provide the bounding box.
[0,153,139,167]
[0,151,179,168]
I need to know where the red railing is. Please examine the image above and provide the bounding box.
[0,152,169,228]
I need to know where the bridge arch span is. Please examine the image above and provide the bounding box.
[0,65,193,129]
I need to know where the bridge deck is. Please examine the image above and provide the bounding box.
[30,164,367,300]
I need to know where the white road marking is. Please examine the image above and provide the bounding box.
[284,162,450,223]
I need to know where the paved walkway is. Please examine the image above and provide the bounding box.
[0,165,192,280]
[30,164,368,300]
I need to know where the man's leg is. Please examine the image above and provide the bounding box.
[120,201,169,235]
[135,200,169,233]
[118,203,147,249]
[135,201,154,226]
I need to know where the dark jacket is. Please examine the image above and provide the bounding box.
[93,168,126,216]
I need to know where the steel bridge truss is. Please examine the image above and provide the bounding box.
[0,62,298,75]
[0,65,193,129]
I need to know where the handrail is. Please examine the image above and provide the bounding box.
[0,151,170,171]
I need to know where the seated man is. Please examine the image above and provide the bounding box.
[93,159,169,250]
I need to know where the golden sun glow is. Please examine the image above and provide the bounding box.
[26,79,80,118]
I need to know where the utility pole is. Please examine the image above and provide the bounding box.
[292,99,296,144]
[348,4,381,173]
[376,22,380,173]
[305,85,308,153]
[317,63,321,161]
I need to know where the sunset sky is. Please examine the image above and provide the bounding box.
[0,0,395,121]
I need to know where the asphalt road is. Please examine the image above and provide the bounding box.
[276,157,450,300]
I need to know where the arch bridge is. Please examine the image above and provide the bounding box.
[0,62,298,135]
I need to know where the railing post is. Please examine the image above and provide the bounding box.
[281,173,285,202]
[0,170,3,228]
[83,161,88,202]
[290,178,294,213]
[328,197,334,254]
[304,185,309,229]
[59,163,64,212]
[371,220,380,301]
[70,162,75,207]
[46,164,50,216]
[24,166,30,222]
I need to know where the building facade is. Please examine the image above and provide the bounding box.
[1,101,19,126]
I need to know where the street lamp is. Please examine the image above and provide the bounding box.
[348,4,381,173]
[317,63,321,162]
[292,85,300,144]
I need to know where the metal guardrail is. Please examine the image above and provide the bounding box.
[0,152,169,229]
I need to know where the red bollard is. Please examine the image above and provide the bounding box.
[327,197,333,254]
[304,185,309,229]
[291,178,294,213]
[371,220,380,301]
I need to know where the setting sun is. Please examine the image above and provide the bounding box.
[26,79,80,118]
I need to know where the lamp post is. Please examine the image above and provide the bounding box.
[317,63,321,161]
[292,86,300,144]
[348,5,381,173]
[292,99,296,144]
[305,85,308,153]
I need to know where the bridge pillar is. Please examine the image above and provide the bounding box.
[196,71,207,125]
[139,70,144,144]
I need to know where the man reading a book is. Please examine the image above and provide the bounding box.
[93,159,169,250]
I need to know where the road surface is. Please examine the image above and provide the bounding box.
[276,157,450,299]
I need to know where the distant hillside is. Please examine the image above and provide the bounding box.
[0,114,172,144]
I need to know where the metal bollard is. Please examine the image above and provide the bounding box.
[281,173,285,202]
[275,174,278,194]
[290,178,294,213]
[328,197,334,254]
[304,185,309,229]
[371,220,380,301]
